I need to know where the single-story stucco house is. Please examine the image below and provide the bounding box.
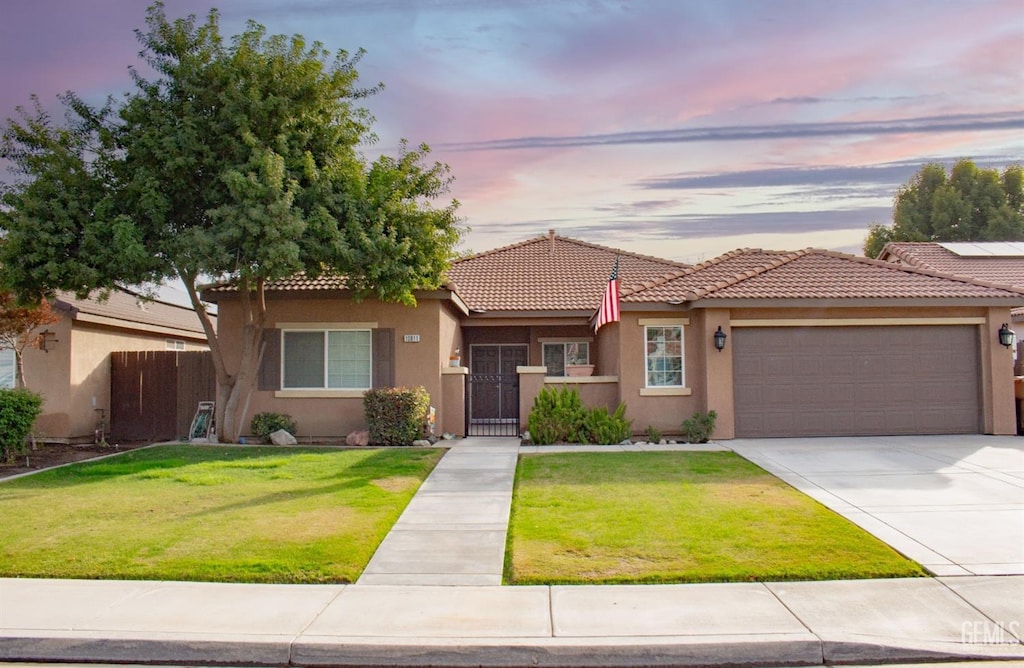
[203,232,1024,441]
[0,287,210,443]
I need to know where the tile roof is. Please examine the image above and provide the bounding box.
[445,232,689,312]
[622,248,1024,303]
[55,288,210,337]
[203,274,350,295]
[879,242,1024,288]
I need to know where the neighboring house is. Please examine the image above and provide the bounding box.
[877,241,1024,337]
[204,232,1024,441]
[10,288,210,443]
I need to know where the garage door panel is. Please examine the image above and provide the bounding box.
[734,325,980,438]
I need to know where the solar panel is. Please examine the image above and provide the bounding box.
[939,242,1024,257]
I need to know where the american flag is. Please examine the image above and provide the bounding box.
[594,256,620,332]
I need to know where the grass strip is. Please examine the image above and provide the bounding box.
[506,451,925,584]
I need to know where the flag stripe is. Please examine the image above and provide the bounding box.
[594,257,620,332]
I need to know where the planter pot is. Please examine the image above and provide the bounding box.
[449,358,461,367]
[566,364,595,377]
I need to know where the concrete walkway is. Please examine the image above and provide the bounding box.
[1,436,1022,667]
[359,437,519,585]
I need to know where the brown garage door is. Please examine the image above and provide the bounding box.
[733,325,980,437]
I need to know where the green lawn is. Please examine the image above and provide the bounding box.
[0,444,444,583]
[506,451,925,585]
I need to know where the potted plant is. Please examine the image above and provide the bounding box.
[449,348,461,367]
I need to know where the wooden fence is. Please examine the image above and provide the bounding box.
[110,350,216,442]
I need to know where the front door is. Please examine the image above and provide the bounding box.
[468,344,527,435]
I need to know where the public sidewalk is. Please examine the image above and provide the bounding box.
[1,438,1022,667]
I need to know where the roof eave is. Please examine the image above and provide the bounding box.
[684,296,1024,309]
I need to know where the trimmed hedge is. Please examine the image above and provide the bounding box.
[0,388,43,463]
[364,386,430,446]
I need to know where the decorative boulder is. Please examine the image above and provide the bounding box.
[412,439,431,447]
[346,430,370,446]
[269,429,297,446]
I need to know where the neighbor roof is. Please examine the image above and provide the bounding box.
[445,232,689,312]
[878,242,1024,288]
[622,248,1024,304]
[55,288,210,339]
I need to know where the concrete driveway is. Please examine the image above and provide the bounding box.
[730,435,1024,577]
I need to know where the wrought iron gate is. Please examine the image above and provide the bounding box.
[466,373,520,436]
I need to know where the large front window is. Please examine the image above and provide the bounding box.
[542,341,590,376]
[283,330,371,389]
[645,325,683,387]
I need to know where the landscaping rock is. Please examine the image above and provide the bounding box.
[346,430,370,446]
[269,429,297,446]
[619,439,632,446]
[412,439,431,447]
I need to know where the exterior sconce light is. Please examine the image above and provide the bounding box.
[713,326,727,352]
[998,323,1015,349]
[39,329,58,353]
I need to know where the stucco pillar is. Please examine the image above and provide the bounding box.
[440,366,467,437]
[518,366,547,434]
[983,308,1017,435]
[702,309,735,440]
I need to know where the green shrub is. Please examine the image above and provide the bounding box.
[527,386,588,445]
[0,388,44,463]
[250,412,297,442]
[364,386,430,446]
[645,425,662,443]
[582,403,633,445]
[681,410,717,443]
[527,387,632,445]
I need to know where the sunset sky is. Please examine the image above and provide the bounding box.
[1,0,1021,264]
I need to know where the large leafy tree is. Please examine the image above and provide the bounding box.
[864,159,1024,257]
[0,4,462,441]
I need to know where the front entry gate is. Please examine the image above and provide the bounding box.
[466,344,526,437]
[466,373,520,436]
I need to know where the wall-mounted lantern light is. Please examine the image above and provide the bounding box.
[998,323,1015,348]
[39,329,58,353]
[713,326,727,352]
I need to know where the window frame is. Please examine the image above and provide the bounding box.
[281,328,372,390]
[542,341,590,376]
[644,324,684,388]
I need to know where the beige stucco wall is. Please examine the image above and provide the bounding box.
[217,296,460,439]
[26,318,207,442]
[616,310,705,436]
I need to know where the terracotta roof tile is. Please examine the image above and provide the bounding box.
[879,242,1024,288]
[623,248,1024,303]
[446,233,688,312]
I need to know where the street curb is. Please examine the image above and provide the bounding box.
[3,633,1022,667]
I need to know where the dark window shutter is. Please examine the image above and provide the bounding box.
[372,328,395,388]
[258,328,281,391]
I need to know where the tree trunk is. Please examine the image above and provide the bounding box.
[14,349,26,389]
[181,271,266,443]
